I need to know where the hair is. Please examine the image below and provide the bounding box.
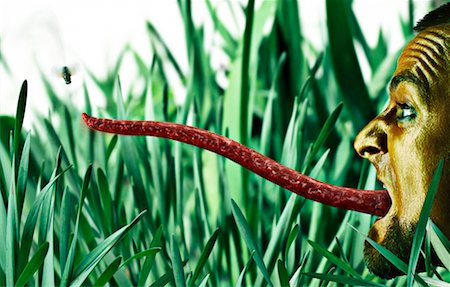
[414,2,450,32]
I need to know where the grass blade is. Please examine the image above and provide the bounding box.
[0,163,6,276]
[302,103,342,172]
[284,223,299,263]
[429,221,450,270]
[170,235,186,287]
[260,52,286,155]
[348,224,427,286]
[277,259,289,287]
[93,257,122,286]
[326,0,375,129]
[115,77,149,213]
[41,185,56,287]
[255,194,304,285]
[234,251,255,287]
[70,210,147,287]
[274,0,304,131]
[17,164,70,276]
[137,226,163,287]
[59,186,74,276]
[38,148,64,287]
[43,119,79,193]
[349,224,408,271]
[15,242,49,287]
[16,132,30,222]
[307,240,360,278]
[96,168,113,235]
[63,106,78,167]
[150,271,174,287]
[407,159,444,287]
[105,135,118,163]
[302,272,386,287]
[188,228,220,287]
[421,277,450,287]
[146,21,185,81]
[13,80,27,174]
[0,117,14,200]
[6,158,18,287]
[60,165,93,287]
[119,247,161,269]
[197,274,210,287]
[231,199,273,286]
[205,0,237,57]
[239,0,255,147]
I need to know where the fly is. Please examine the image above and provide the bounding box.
[61,66,72,84]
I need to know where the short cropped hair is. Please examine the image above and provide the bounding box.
[414,2,450,32]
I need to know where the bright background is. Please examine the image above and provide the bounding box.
[1,0,429,125]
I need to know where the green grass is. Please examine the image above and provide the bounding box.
[1,1,450,286]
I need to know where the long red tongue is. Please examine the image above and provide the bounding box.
[82,113,391,216]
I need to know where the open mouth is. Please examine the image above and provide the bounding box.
[374,182,394,223]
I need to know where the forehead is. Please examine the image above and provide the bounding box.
[392,26,449,97]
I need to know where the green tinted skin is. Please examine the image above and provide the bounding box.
[354,25,450,278]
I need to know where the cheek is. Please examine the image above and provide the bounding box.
[390,122,438,174]
[389,129,424,175]
[389,129,430,219]
[430,168,450,239]
[426,101,450,155]
[417,116,450,174]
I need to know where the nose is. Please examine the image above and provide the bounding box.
[354,118,388,159]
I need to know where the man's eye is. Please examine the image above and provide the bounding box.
[396,104,417,123]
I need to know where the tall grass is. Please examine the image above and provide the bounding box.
[1,0,450,286]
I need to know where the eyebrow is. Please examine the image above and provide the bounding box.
[389,73,422,92]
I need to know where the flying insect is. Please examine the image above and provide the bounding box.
[60,66,74,84]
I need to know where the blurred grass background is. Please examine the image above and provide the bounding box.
[1,0,450,286]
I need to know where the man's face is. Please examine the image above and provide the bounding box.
[354,25,449,278]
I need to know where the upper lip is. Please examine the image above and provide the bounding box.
[370,160,394,216]
[369,155,392,190]
[376,169,393,195]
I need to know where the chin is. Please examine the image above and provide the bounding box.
[363,216,420,279]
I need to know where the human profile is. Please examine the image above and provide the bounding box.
[354,3,449,278]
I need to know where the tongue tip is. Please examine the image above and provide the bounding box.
[81,113,89,123]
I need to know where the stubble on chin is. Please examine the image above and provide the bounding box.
[363,217,417,279]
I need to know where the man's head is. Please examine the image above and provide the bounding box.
[354,3,449,278]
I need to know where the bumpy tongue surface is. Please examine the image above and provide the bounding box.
[82,113,391,216]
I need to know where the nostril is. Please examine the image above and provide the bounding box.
[360,146,381,157]
[354,120,388,158]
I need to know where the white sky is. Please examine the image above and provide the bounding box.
[0,0,430,126]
